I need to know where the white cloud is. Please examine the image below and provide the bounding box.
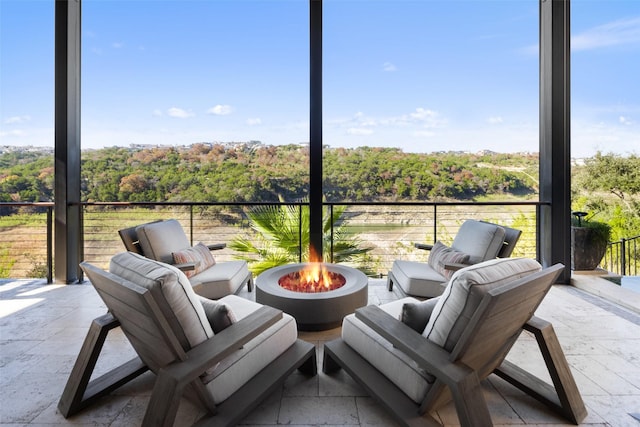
[572,118,640,157]
[395,108,445,128]
[246,118,262,126]
[152,109,163,117]
[488,116,504,124]
[409,108,437,122]
[347,128,374,136]
[112,42,124,49]
[333,108,445,140]
[352,112,377,127]
[4,115,31,124]
[413,130,436,138]
[572,16,640,51]
[167,107,194,118]
[619,116,633,125]
[383,62,397,72]
[207,105,233,115]
[0,129,26,137]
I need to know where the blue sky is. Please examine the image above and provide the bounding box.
[1,0,639,158]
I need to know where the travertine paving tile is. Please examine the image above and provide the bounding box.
[279,396,359,425]
[355,396,399,426]
[238,387,283,424]
[1,277,640,426]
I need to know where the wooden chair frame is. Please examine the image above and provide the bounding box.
[118,220,253,293]
[325,265,587,427]
[59,262,316,426]
[388,221,522,296]
[413,222,522,273]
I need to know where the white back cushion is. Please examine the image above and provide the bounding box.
[136,219,191,264]
[451,220,506,264]
[422,257,542,351]
[110,252,214,350]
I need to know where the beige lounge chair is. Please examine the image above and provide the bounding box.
[325,258,586,427]
[119,219,253,299]
[388,219,521,297]
[59,252,316,426]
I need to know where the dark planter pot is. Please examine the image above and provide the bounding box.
[571,227,608,270]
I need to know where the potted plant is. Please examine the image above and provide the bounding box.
[571,211,612,271]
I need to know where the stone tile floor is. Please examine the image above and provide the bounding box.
[1,276,639,426]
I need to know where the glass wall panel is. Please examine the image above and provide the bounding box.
[572,0,640,158]
[0,1,55,152]
[82,0,309,203]
[571,0,640,274]
[323,0,540,203]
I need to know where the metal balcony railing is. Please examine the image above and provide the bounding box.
[604,235,640,277]
[2,200,547,282]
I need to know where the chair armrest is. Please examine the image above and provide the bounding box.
[355,305,474,387]
[414,243,434,251]
[158,306,283,386]
[443,262,470,272]
[207,243,226,251]
[173,261,199,272]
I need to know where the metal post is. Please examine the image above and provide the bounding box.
[539,0,571,282]
[55,0,82,283]
[299,205,303,262]
[309,0,323,261]
[47,207,53,284]
[433,205,437,243]
[329,204,334,263]
[621,238,627,276]
[190,205,194,245]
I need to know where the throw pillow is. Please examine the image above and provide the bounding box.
[173,242,216,278]
[199,296,238,333]
[427,241,471,279]
[400,298,440,333]
[422,257,542,351]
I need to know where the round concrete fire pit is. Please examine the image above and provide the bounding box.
[255,263,368,331]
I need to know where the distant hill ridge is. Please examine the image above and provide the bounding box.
[1,143,540,204]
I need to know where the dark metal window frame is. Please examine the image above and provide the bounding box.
[54,0,572,283]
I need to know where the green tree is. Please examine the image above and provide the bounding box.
[572,152,640,242]
[576,152,640,208]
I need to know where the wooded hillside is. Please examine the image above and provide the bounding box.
[0,143,539,203]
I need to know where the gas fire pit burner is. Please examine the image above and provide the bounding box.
[256,263,368,331]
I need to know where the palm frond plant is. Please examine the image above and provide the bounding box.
[229,197,375,276]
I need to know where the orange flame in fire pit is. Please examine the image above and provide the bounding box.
[278,247,346,293]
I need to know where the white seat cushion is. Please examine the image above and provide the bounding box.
[189,260,250,299]
[342,297,435,404]
[391,260,447,298]
[202,295,298,404]
[423,257,542,351]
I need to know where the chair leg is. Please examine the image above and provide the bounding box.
[450,371,493,427]
[58,313,148,417]
[494,316,587,425]
[298,349,317,375]
[322,345,343,374]
[143,371,184,427]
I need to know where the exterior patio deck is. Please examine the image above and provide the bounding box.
[1,275,639,426]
